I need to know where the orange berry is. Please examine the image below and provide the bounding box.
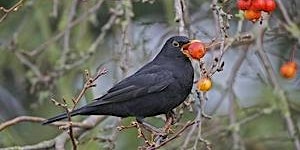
[184,40,206,60]
[280,61,297,79]
[244,9,261,22]
[197,78,212,92]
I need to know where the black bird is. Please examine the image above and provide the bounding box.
[43,36,194,130]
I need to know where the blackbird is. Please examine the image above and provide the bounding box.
[43,36,194,129]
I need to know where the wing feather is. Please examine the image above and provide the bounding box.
[88,70,174,107]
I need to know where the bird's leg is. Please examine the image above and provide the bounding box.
[136,117,163,135]
[163,111,176,134]
[153,112,177,146]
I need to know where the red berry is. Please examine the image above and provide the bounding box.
[237,0,252,10]
[244,9,261,22]
[183,40,206,60]
[263,0,276,12]
[250,0,265,11]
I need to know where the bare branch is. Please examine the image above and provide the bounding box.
[151,121,196,150]
[0,116,94,132]
[1,116,107,150]
[174,0,190,36]
[0,0,24,23]
[72,68,107,109]
[60,0,79,66]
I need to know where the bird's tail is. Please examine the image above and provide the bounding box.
[42,107,87,125]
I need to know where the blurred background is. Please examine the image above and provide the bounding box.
[0,0,299,149]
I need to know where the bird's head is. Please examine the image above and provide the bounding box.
[159,36,193,59]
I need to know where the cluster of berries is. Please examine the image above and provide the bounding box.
[183,40,212,91]
[237,0,276,22]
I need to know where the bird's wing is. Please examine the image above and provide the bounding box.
[88,69,174,107]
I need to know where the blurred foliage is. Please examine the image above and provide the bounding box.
[0,0,299,149]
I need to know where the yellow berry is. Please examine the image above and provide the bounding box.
[197,78,212,92]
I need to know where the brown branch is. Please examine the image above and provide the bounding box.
[208,3,236,77]
[2,116,107,149]
[59,98,77,150]
[46,68,106,149]
[14,51,43,80]
[0,116,94,132]
[0,0,24,23]
[60,0,79,66]
[72,68,107,110]
[174,0,190,36]
[150,121,196,150]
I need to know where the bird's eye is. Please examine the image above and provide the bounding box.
[172,41,180,47]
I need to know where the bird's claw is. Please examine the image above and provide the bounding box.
[166,127,175,134]
[153,132,168,144]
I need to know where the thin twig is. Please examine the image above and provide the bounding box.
[50,98,77,150]
[63,99,77,150]
[72,68,107,110]
[150,121,196,150]
[0,0,24,23]
[174,0,190,36]
[60,0,79,66]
